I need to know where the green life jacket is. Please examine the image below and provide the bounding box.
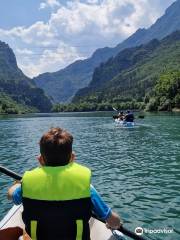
[22,162,92,240]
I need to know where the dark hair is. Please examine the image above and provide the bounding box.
[39,127,73,166]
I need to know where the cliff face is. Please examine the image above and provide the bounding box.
[0,41,52,112]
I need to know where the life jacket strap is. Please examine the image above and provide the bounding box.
[76,220,83,240]
[30,221,37,240]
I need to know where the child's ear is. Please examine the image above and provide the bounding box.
[71,152,76,162]
[37,155,46,166]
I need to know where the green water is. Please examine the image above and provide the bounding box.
[0,112,179,240]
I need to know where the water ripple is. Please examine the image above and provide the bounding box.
[0,112,179,239]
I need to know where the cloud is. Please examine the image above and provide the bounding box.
[0,0,175,77]
[14,43,82,77]
[39,0,60,10]
[86,0,99,4]
[39,3,47,9]
[15,48,34,55]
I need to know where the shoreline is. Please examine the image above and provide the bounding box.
[172,108,180,112]
[0,109,180,116]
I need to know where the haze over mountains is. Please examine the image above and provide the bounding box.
[0,42,52,113]
[34,0,180,103]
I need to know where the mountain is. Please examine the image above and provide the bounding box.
[34,0,180,103]
[114,0,180,50]
[33,47,117,103]
[0,41,52,112]
[72,31,180,109]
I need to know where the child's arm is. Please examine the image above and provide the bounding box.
[8,184,22,205]
[106,211,121,229]
[90,185,121,229]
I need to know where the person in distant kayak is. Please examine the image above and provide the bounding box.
[118,111,124,121]
[8,127,121,240]
[124,110,134,122]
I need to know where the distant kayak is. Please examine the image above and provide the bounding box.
[115,119,135,127]
[0,205,125,240]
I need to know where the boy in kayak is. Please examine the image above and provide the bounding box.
[8,127,121,240]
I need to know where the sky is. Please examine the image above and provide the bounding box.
[0,0,175,78]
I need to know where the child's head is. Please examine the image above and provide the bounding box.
[39,127,73,166]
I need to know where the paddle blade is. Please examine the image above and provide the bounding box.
[138,115,145,119]
[113,107,118,111]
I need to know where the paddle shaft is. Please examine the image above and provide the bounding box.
[0,166,21,180]
[0,166,147,240]
[92,214,147,240]
[118,226,146,240]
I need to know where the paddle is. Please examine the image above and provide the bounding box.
[0,166,21,181]
[0,166,147,240]
[92,214,147,240]
[113,107,118,112]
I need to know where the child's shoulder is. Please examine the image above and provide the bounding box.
[23,167,42,177]
[73,162,91,173]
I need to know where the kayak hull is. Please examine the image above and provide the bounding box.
[0,205,124,240]
[115,119,135,127]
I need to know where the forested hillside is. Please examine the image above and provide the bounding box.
[0,41,52,113]
[146,71,180,111]
[53,31,180,112]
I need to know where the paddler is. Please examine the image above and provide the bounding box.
[118,111,124,121]
[8,127,121,240]
[124,110,134,122]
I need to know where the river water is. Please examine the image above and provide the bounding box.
[0,112,179,240]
